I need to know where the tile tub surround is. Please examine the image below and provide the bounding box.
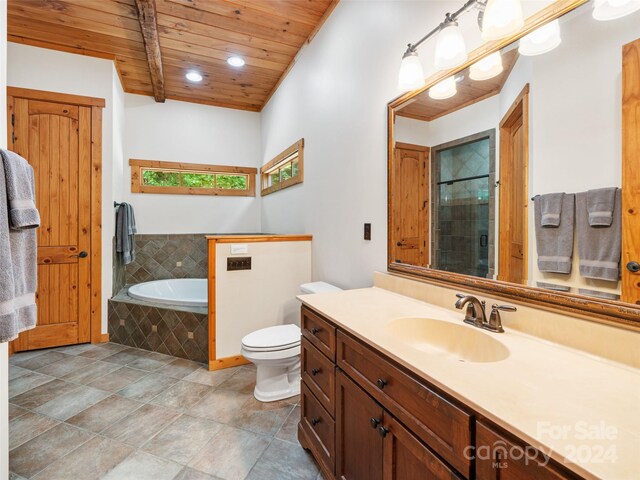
[113,234,209,294]
[8,343,320,480]
[108,299,208,363]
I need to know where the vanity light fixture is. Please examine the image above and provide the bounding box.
[429,76,458,100]
[434,17,468,70]
[227,56,246,67]
[398,48,426,90]
[469,51,504,80]
[518,19,562,56]
[397,0,525,91]
[185,71,203,82]
[592,0,640,20]
[481,0,524,40]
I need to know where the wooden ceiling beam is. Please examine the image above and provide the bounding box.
[135,0,166,102]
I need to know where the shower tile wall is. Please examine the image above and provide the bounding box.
[431,133,496,279]
[113,234,208,293]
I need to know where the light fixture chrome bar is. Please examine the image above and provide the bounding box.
[408,0,483,52]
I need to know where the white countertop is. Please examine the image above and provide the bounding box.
[298,287,640,480]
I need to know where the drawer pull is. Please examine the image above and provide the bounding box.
[311,417,321,426]
[378,426,389,438]
[376,378,388,389]
[310,327,320,335]
[370,417,381,429]
[311,368,320,376]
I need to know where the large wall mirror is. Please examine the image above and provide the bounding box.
[388,0,640,327]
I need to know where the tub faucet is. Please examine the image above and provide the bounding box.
[455,294,487,328]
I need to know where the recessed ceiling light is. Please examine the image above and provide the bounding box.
[186,71,203,82]
[227,56,245,67]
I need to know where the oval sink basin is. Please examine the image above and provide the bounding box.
[386,317,510,363]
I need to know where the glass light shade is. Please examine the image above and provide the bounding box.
[429,76,457,100]
[434,22,468,70]
[185,71,203,82]
[398,50,426,91]
[592,0,640,20]
[519,20,561,56]
[469,52,504,81]
[481,0,524,40]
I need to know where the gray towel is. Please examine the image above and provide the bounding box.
[536,281,571,292]
[534,194,575,273]
[539,192,564,227]
[0,150,39,343]
[116,202,136,265]
[576,189,621,281]
[587,187,617,227]
[0,149,41,229]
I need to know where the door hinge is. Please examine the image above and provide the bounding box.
[11,114,15,126]
[12,132,15,145]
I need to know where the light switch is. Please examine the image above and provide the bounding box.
[231,244,249,255]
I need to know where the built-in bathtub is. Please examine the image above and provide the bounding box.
[108,277,209,363]
[128,278,208,307]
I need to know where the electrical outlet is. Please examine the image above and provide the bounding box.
[176,261,183,267]
[364,223,371,241]
[227,257,252,271]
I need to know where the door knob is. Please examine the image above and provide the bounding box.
[311,417,320,426]
[376,378,388,389]
[370,417,380,429]
[311,368,320,376]
[378,426,389,438]
[626,261,640,273]
[70,251,88,259]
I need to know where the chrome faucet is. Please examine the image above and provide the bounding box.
[455,294,516,333]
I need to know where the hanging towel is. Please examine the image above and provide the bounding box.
[534,194,575,274]
[0,149,40,229]
[0,149,39,343]
[587,187,617,227]
[576,189,621,281]
[539,192,564,227]
[116,202,137,265]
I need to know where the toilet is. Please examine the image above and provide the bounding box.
[241,281,342,402]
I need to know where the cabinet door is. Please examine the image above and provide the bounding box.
[336,370,384,480]
[382,413,461,480]
[476,421,578,480]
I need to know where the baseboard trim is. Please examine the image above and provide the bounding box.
[95,333,110,343]
[208,354,250,371]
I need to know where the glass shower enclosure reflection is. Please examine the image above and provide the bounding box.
[431,134,494,279]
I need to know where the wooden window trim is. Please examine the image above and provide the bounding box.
[260,139,304,196]
[130,159,257,197]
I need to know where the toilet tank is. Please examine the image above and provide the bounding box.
[300,281,342,294]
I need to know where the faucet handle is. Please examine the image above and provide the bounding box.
[455,293,466,299]
[487,304,516,333]
[492,304,517,312]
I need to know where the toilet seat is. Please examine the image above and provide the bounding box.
[241,324,301,353]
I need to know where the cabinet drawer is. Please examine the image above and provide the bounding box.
[476,421,580,480]
[300,381,335,475]
[302,337,335,415]
[337,331,472,478]
[301,306,336,361]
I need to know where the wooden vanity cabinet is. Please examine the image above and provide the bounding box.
[475,421,582,480]
[299,306,581,480]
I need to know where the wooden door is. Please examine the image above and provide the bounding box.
[381,413,460,480]
[8,91,97,351]
[392,142,429,267]
[498,85,529,285]
[622,38,640,304]
[336,370,383,480]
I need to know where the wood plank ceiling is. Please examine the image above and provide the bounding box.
[7,0,338,111]
[396,48,520,122]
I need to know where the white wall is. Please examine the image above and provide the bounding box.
[7,42,124,333]
[0,2,9,478]
[123,94,261,234]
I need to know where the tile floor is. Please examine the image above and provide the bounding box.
[8,342,322,480]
